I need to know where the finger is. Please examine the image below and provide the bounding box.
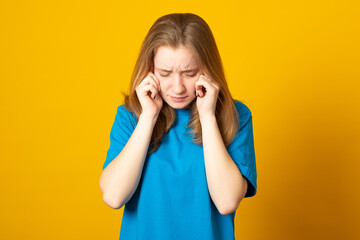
[138,72,157,88]
[195,79,203,97]
[154,91,163,102]
[148,73,161,92]
[148,72,160,86]
[138,75,152,88]
[195,78,212,98]
[146,77,160,94]
[195,85,205,98]
[199,74,215,85]
[197,76,219,91]
[139,84,158,99]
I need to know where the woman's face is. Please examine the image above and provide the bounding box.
[153,45,201,109]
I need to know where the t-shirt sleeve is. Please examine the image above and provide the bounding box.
[102,105,137,171]
[227,101,257,198]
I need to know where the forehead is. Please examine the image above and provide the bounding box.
[154,45,199,70]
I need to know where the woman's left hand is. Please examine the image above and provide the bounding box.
[195,74,220,122]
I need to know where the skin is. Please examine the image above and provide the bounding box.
[100,45,248,215]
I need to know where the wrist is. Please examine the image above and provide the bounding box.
[199,114,217,126]
[139,112,159,126]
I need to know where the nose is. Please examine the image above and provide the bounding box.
[172,74,186,94]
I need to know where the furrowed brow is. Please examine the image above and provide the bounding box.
[155,67,172,72]
[181,68,198,73]
[155,67,199,73]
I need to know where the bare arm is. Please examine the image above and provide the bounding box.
[100,72,162,209]
[195,74,247,215]
[201,116,248,215]
[99,114,157,209]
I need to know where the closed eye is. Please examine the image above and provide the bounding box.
[186,73,197,77]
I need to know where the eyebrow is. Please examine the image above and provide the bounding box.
[155,67,199,73]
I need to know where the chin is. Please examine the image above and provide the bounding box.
[165,98,195,110]
[168,103,190,109]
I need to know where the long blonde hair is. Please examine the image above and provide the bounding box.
[124,13,239,153]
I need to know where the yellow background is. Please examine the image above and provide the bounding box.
[1,0,359,239]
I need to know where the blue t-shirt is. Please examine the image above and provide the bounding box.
[103,100,257,240]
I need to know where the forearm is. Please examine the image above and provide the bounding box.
[100,114,157,209]
[201,116,247,215]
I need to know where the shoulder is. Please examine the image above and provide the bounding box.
[116,104,135,116]
[232,100,253,131]
[233,100,252,117]
[116,104,131,114]
[115,104,137,127]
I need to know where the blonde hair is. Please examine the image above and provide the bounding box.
[124,13,239,153]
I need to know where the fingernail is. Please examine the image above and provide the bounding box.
[158,86,161,92]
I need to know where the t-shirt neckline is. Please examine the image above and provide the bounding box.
[175,108,190,116]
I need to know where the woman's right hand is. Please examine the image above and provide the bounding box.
[135,72,163,119]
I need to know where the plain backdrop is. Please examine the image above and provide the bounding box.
[1,0,359,239]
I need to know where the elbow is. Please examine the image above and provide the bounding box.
[218,202,239,215]
[218,176,248,215]
[99,173,124,209]
[102,193,124,209]
[218,195,245,215]
[100,182,124,210]
[219,208,235,216]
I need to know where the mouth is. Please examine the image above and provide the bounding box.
[170,96,188,102]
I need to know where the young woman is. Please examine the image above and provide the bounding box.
[100,13,257,240]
